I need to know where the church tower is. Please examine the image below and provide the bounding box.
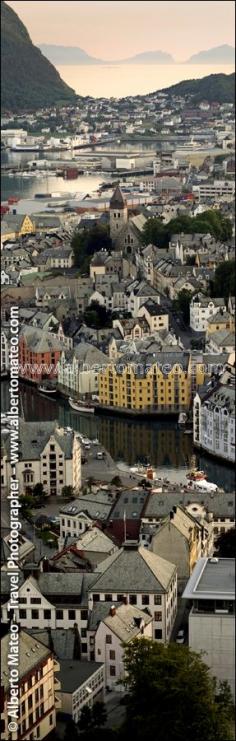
[109,185,128,243]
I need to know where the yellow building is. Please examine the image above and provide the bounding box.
[99,351,192,413]
[206,310,234,337]
[1,214,35,243]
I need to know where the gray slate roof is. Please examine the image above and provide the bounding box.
[91,545,176,594]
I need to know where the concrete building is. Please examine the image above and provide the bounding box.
[192,179,235,201]
[1,419,81,497]
[183,557,235,697]
[94,602,152,690]
[57,660,105,723]
[190,294,226,332]
[1,327,10,376]
[88,543,177,644]
[1,628,61,741]
[193,381,235,464]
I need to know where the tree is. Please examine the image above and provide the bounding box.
[215,528,236,558]
[111,476,122,487]
[63,718,79,740]
[72,224,112,273]
[78,706,93,732]
[210,260,235,300]
[120,638,235,741]
[92,702,107,728]
[62,485,75,499]
[33,483,45,499]
[173,289,193,324]
[83,302,112,329]
[141,210,232,249]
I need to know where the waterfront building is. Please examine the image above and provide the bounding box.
[88,544,177,644]
[1,419,81,496]
[19,325,64,384]
[0,327,10,376]
[58,343,110,398]
[190,294,226,332]
[183,558,235,697]
[1,628,61,740]
[98,351,192,414]
[193,379,235,463]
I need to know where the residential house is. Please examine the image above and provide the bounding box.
[88,543,177,643]
[1,419,81,496]
[112,317,150,341]
[193,380,235,463]
[183,558,235,697]
[138,300,169,332]
[58,525,118,568]
[59,492,113,538]
[206,329,235,354]
[1,628,60,741]
[58,343,110,397]
[126,280,160,317]
[206,310,234,337]
[190,294,226,332]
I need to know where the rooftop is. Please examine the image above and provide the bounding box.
[182,558,235,601]
[57,659,104,694]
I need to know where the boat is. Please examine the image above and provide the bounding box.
[38,384,58,397]
[68,397,95,414]
[178,412,187,427]
[186,469,207,481]
[187,479,217,493]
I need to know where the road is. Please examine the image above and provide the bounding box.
[160,295,205,349]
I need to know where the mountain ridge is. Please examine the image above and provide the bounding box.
[187,44,235,64]
[38,43,235,66]
[1,1,76,112]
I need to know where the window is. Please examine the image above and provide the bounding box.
[49,714,53,726]
[106,635,112,644]
[29,712,33,726]
[81,610,88,620]
[110,650,115,660]
[40,686,44,699]
[81,628,87,638]
[21,701,25,715]
[155,629,162,639]
[110,666,116,676]
[56,609,63,620]
[30,597,41,605]
[31,610,39,620]
[68,609,76,620]
[19,609,26,619]
[154,612,162,622]
[142,595,149,605]
[44,610,51,620]
[28,695,33,710]
[105,594,112,601]
[154,595,162,605]
[35,689,39,703]
[81,644,87,653]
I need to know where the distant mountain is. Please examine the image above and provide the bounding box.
[158,72,235,103]
[39,44,105,65]
[1,2,76,112]
[39,44,174,65]
[187,44,235,64]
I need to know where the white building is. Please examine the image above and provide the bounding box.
[183,557,235,697]
[190,294,226,332]
[193,382,235,463]
[57,660,105,723]
[1,328,10,376]
[58,343,110,397]
[192,179,235,201]
[88,543,177,644]
[93,603,152,690]
[1,420,81,496]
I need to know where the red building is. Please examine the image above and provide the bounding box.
[19,327,63,383]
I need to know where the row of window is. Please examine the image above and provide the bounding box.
[17,607,88,622]
[92,594,162,606]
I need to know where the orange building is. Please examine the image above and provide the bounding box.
[19,326,63,384]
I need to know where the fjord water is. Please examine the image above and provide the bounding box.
[56,63,235,98]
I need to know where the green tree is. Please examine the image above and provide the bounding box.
[142,211,232,248]
[62,485,75,499]
[33,483,45,499]
[78,705,93,732]
[173,289,193,324]
[92,701,107,728]
[72,225,112,273]
[210,260,235,300]
[215,528,236,558]
[83,302,112,329]
[63,718,79,740]
[121,638,235,741]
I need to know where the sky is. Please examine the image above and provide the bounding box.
[7,1,235,61]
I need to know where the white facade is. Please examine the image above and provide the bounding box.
[193,387,235,463]
[127,289,160,317]
[192,179,235,201]
[94,606,152,690]
[59,664,105,723]
[183,558,235,697]
[1,329,10,375]
[190,295,226,332]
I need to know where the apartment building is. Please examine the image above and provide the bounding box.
[1,327,10,376]
[192,179,235,200]
[1,628,60,741]
[138,300,169,332]
[98,351,192,414]
[19,326,64,384]
[183,558,235,696]
[193,382,235,463]
[190,294,226,332]
[88,543,177,644]
[1,420,81,496]
[58,343,110,397]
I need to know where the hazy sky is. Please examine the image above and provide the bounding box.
[7,1,235,60]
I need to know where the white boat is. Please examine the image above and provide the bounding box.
[38,384,57,396]
[69,397,95,414]
[187,479,217,492]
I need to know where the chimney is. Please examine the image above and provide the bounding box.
[173,506,177,514]
[170,511,174,520]
[109,605,116,617]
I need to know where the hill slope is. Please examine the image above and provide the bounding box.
[1,1,76,112]
[159,73,235,103]
[39,44,174,65]
[187,44,235,64]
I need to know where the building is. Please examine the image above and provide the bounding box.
[206,310,234,337]
[98,351,192,414]
[58,524,118,568]
[109,186,147,254]
[1,327,10,376]
[192,179,235,200]
[1,214,35,243]
[183,558,235,697]
[150,505,213,592]
[19,325,64,384]
[58,343,110,398]
[57,660,105,723]
[94,602,152,690]
[138,300,169,332]
[1,627,60,741]
[190,294,226,332]
[88,543,177,643]
[59,492,113,538]
[1,419,81,496]
[193,379,235,463]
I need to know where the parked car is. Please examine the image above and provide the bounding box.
[176,629,185,644]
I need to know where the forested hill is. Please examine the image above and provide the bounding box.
[1,1,76,112]
[159,73,235,103]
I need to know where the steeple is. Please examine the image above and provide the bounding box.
[110,185,127,210]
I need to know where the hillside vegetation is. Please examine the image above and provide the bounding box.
[160,73,235,103]
[1,1,76,111]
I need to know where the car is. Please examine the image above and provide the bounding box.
[176,629,185,644]
[92,439,99,445]
[96,451,104,460]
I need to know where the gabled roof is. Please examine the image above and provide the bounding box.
[91,545,176,593]
[110,186,127,210]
